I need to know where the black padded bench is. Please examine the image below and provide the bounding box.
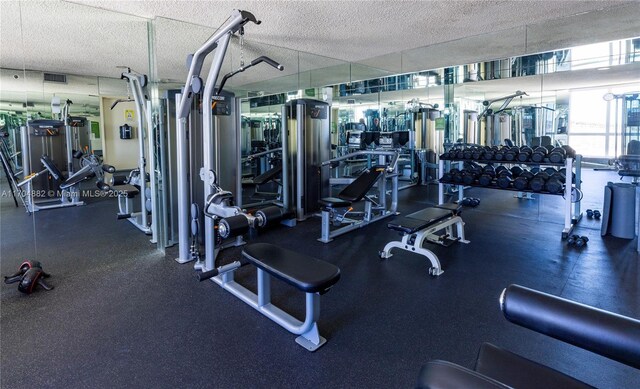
[318,166,397,243]
[252,164,282,185]
[243,243,340,294]
[416,284,640,388]
[319,165,385,210]
[40,155,64,181]
[380,205,469,276]
[113,184,140,199]
[200,242,340,351]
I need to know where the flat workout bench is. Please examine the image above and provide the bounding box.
[380,205,469,276]
[200,243,340,351]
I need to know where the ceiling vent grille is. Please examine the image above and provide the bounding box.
[43,73,67,83]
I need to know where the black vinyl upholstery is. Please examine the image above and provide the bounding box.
[337,166,385,202]
[416,360,510,389]
[387,208,452,234]
[318,197,351,208]
[114,184,140,198]
[40,155,64,181]
[474,343,593,389]
[416,284,640,388]
[252,164,282,185]
[242,243,340,294]
[502,284,640,370]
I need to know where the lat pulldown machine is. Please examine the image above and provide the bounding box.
[175,10,340,351]
[110,68,158,240]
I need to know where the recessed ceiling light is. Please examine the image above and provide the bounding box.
[597,67,610,71]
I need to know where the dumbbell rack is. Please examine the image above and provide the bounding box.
[438,155,583,239]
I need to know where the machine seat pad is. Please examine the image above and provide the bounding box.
[253,164,282,185]
[387,207,452,234]
[337,165,386,202]
[113,184,140,198]
[474,343,593,389]
[318,197,352,209]
[242,243,340,294]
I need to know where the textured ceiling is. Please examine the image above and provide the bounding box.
[1,0,639,97]
[69,0,638,62]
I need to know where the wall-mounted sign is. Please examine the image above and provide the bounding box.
[125,109,135,121]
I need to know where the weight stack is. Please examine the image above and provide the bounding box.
[601,182,637,239]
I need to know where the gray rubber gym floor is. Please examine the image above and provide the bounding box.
[1,169,638,388]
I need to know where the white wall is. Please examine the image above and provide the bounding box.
[100,97,140,170]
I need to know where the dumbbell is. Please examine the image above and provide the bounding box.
[529,171,550,192]
[504,146,519,161]
[548,147,566,163]
[558,168,576,184]
[478,167,495,186]
[463,147,475,160]
[461,197,480,207]
[494,146,510,161]
[510,166,524,178]
[545,172,565,194]
[447,168,462,184]
[496,169,513,189]
[455,148,466,159]
[441,171,453,183]
[567,235,589,248]
[517,146,533,162]
[513,170,534,190]
[461,169,477,185]
[471,148,483,160]
[483,147,496,161]
[530,146,548,163]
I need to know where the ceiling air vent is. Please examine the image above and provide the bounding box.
[43,73,67,83]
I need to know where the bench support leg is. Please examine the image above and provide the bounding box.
[379,215,470,276]
[319,210,332,243]
[215,269,327,351]
[381,237,444,276]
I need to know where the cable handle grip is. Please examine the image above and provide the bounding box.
[250,56,284,71]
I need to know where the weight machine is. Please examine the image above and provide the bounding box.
[174,9,339,352]
[110,68,157,239]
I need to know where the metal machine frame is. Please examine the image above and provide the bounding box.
[20,120,84,212]
[114,69,157,240]
[319,150,400,243]
[174,9,333,351]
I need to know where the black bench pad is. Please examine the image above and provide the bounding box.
[387,207,453,234]
[113,184,140,198]
[337,165,385,202]
[253,164,282,185]
[318,197,351,208]
[242,243,340,294]
[40,155,65,181]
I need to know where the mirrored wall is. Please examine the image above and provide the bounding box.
[1,1,638,253]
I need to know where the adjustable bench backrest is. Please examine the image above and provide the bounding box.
[338,165,386,203]
[252,163,282,185]
[40,155,65,181]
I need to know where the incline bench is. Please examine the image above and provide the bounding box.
[380,203,469,276]
[318,165,396,242]
[198,243,340,351]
